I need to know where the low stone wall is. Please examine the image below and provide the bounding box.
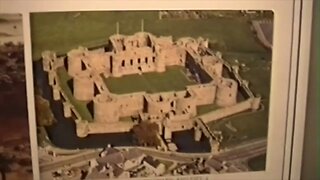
[194,118,220,153]
[200,98,255,124]
[163,118,194,132]
[185,51,213,83]
[42,51,84,122]
[187,83,216,106]
[116,92,145,117]
[76,120,135,137]
[206,48,255,98]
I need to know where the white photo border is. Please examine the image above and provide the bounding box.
[0,0,313,179]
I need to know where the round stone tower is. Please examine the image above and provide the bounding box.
[216,78,238,107]
[67,47,86,77]
[68,56,82,77]
[94,94,119,123]
[73,71,94,101]
[146,95,172,115]
[42,51,56,72]
[75,120,89,138]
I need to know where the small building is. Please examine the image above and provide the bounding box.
[96,151,125,166]
[99,147,120,157]
[143,156,166,176]
[85,167,109,179]
[205,158,223,173]
[111,164,130,178]
[96,164,106,173]
[167,142,178,151]
[122,148,145,170]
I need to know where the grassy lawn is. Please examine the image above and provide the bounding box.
[30,11,266,60]
[207,51,271,148]
[208,108,269,148]
[223,52,272,99]
[197,103,220,116]
[56,67,93,121]
[103,66,196,94]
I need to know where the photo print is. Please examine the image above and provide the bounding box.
[30,10,273,179]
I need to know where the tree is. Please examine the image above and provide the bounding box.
[132,121,161,147]
[35,95,56,126]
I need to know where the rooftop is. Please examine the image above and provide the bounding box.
[143,156,161,168]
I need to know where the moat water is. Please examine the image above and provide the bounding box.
[34,61,211,153]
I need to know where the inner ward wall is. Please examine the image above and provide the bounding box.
[116,92,145,117]
[112,47,156,77]
[200,98,254,124]
[185,52,213,83]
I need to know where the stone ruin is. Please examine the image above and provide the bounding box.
[42,32,261,152]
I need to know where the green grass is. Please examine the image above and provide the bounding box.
[197,104,220,115]
[208,52,271,148]
[56,67,93,121]
[208,108,268,148]
[223,52,272,99]
[103,66,196,94]
[30,11,267,60]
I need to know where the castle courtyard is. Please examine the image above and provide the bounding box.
[103,65,196,94]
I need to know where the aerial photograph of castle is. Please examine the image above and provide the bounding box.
[0,14,33,180]
[31,10,273,179]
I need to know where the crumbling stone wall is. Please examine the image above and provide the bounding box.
[67,47,86,77]
[73,71,94,101]
[185,53,213,83]
[187,83,216,105]
[200,97,261,124]
[42,32,263,139]
[116,92,145,117]
[93,94,119,123]
[112,46,156,77]
[215,78,238,107]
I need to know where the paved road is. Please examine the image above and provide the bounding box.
[138,148,195,163]
[137,146,215,163]
[214,139,266,161]
[213,142,266,161]
[40,138,266,173]
[138,138,266,163]
[40,150,100,172]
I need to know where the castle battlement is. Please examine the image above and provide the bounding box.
[42,32,260,144]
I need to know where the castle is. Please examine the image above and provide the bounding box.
[42,32,260,152]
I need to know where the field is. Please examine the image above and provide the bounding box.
[104,66,196,94]
[208,52,271,147]
[31,11,266,60]
[31,11,272,149]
